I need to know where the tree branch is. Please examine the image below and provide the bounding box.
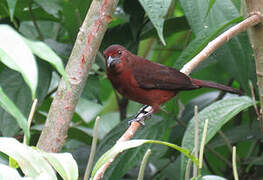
[180,13,263,75]
[246,1,263,132]
[37,0,119,152]
[93,13,263,179]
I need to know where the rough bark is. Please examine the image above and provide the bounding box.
[246,1,263,129]
[37,0,119,152]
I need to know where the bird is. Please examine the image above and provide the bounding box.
[104,44,242,123]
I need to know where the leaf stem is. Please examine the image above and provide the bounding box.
[84,116,100,180]
[137,149,151,180]
[23,99,38,145]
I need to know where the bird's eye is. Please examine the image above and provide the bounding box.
[117,50,121,55]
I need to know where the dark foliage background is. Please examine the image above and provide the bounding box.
[0,0,262,179]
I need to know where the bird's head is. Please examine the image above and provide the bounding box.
[103,45,131,73]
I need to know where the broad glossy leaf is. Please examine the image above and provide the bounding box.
[93,116,169,179]
[91,139,197,179]
[181,96,254,176]
[41,152,79,180]
[206,0,217,16]
[174,17,243,69]
[0,138,56,179]
[6,0,17,22]
[0,63,51,138]
[0,164,24,179]
[23,38,68,85]
[0,25,38,98]
[209,121,261,148]
[0,86,30,143]
[75,98,103,124]
[178,0,255,92]
[138,0,172,45]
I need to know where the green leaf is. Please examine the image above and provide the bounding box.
[91,139,197,179]
[0,25,38,98]
[0,164,24,179]
[0,138,56,179]
[140,16,190,40]
[138,0,172,45]
[178,0,255,93]
[6,0,17,22]
[34,0,62,18]
[206,0,217,16]
[23,38,69,86]
[94,116,169,179]
[0,86,30,144]
[174,16,243,69]
[41,152,79,180]
[181,96,254,176]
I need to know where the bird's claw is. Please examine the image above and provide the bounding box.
[128,117,145,126]
[128,107,153,126]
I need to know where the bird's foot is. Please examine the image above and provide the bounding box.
[135,105,150,117]
[128,106,153,126]
[128,117,146,126]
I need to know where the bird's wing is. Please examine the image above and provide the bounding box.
[132,57,198,90]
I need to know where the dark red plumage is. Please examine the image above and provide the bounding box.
[104,44,242,113]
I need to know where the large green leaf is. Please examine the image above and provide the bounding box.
[0,25,38,98]
[177,0,256,92]
[23,38,68,85]
[181,96,254,176]
[0,64,51,138]
[91,139,197,179]
[41,152,79,180]
[0,87,30,143]
[138,0,172,45]
[0,164,26,179]
[0,137,79,179]
[0,138,56,179]
[140,16,190,40]
[94,116,170,179]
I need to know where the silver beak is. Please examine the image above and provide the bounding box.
[107,56,120,68]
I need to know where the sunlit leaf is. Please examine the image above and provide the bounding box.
[23,38,69,86]
[0,138,56,179]
[41,152,79,180]
[0,25,38,98]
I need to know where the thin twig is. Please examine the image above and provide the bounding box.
[84,116,100,180]
[193,106,199,177]
[199,119,208,170]
[28,0,44,40]
[137,149,151,180]
[23,99,38,144]
[206,145,232,168]
[218,130,232,153]
[180,13,263,75]
[232,146,239,180]
[94,12,263,179]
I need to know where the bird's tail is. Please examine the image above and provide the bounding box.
[191,78,243,95]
